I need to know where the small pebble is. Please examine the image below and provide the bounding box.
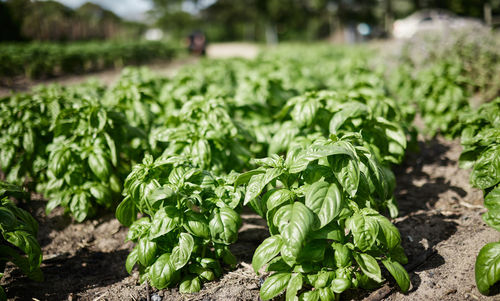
[151,293,162,301]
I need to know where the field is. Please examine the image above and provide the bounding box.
[1,32,499,301]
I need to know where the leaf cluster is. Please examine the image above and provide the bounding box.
[237,136,409,300]
[116,155,241,292]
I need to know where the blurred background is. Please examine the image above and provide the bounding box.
[1,0,499,43]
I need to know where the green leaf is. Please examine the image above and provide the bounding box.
[49,148,71,178]
[471,146,500,190]
[297,240,327,263]
[282,202,315,259]
[373,213,401,250]
[346,212,379,252]
[286,273,303,301]
[116,196,137,227]
[252,235,283,274]
[304,143,355,163]
[126,217,151,242]
[244,168,283,205]
[89,184,112,207]
[318,287,335,301]
[389,245,408,265]
[149,253,179,289]
[305,181,343,229]
[331,277,350,293]
[4,230,42,270]
[179,275,202,293]
[314,271,335,288]
[209,207,241,244]
[149,206,179,240]
[234,169,265,186]
[329,102,369,133]
[291,97,319,127]
[266,189,295,212]
[137,238,157,267]
[310,222,344,242]
[126,246,139,274]
[299,290,320,301]
[382,258,410,292]
[353,252,383,283]
[70,192,90,222]
[484,186,500,231]
[23,128,34,154]
[104,132,117,167]
[330,155,359,198]
[88,151,111,181]
[171,233,194,270]
[183,211,210,239]
[260,272,291,300]
[475,241,500,295]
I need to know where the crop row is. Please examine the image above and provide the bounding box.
[1,40,499,300]
[0,40,182,79]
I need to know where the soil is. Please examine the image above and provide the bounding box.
[2,135,499,301]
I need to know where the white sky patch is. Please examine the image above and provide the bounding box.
[49,0,153,20]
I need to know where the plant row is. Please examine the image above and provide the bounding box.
[388,27,500,296]
[0,40,182,79]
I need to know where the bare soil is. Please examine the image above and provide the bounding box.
[2,135,499,301]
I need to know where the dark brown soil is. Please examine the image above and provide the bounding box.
[2,135,499,301]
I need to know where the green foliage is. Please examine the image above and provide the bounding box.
[43,97,146,221]
[0,40,181,79]
[238,136,410,299]
[457,98,500,295]
[0,182,43,297]
[2,44,422,297]
[413,61,470,137]
[116,155,242,292]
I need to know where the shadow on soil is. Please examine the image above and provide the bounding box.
[390,137,462,293]
[5,248,129,300]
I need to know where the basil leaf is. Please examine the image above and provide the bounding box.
[305,180,343,229]
[260,272,291,301]
[282,202,315,258]
[266,189,295,212]
[116,196,137,227]
[244,168,283,205]
[346,212,379,252]
[137,238,157,267]
[125,246,139,274]
[286,273,303,301]
[209,207,241,244]
[179,274,202,293]
[382,258,410,292]
[353,252,383,283]
[330,155,359,198]
[149,206,179,240]
[149,253,178,289]
[475,241,500,295]
[88,151,111,181]
[252,235,283,274]
[170,233,194,270]
[183,211,210,239]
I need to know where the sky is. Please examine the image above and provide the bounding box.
[51,0,153,21]
[50,0,217,21]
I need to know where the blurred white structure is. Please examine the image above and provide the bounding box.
[144,28,164,41]
[393,9,484,39]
